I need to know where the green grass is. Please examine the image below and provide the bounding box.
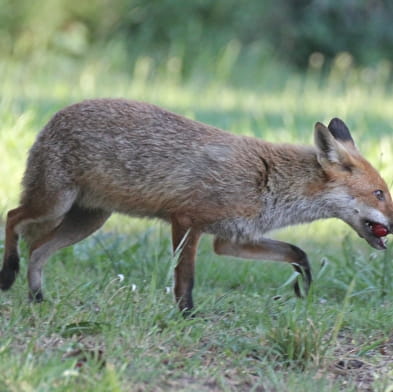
[1,54,393,391]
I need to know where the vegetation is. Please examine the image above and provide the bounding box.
[2,0,393,74]
[2,2,393,391]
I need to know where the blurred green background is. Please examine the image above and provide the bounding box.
[2,0,393,80]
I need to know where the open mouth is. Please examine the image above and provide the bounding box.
[364,220,390,249]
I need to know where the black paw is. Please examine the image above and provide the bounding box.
[29,290,44,303]
[181,307,197,319]
[179,298,195,318]
[293,263,312,298]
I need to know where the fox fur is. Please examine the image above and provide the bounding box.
[1,99,393,311]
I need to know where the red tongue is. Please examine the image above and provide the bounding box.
[371,223,388,237]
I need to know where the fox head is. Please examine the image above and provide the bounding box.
[315,118,393,250]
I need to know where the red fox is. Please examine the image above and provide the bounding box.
[1,99,392,312]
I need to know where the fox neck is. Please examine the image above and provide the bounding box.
[260,189,335,231]
[207,143,341,244]
[257,144,336,231]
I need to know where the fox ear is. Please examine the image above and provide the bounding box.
[314,122,354,169]
[327,118,356,148]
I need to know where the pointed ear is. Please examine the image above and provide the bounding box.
[328,118,356,150]
[314,122,354,169]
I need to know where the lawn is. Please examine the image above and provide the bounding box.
[1,54,393,391]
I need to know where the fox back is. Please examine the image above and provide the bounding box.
[24,100,261,223]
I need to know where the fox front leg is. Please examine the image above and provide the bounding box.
[214,237,312,297]
[171,215,201,314]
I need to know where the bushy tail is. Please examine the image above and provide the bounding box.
[0,207,26,290]
[0,253,20,290]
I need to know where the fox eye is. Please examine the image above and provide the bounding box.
[374,189,385,201]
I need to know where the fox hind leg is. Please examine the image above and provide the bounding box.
[0,200,69,291]
[28,205,110,302]
[1,189,78,294]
